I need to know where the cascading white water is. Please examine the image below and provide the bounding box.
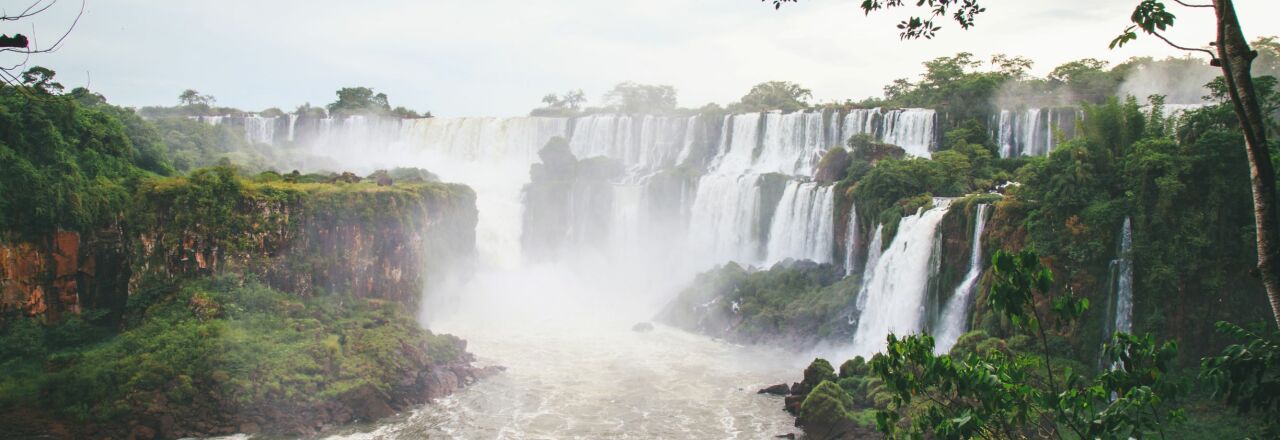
[764,181,835,264]
[711,113,761,174]
[850,200,953,356]
[244,115,276,145]
[841,108,880,141]
[996,110,1015,157]
[934,203,990,353]
[687,173,764,266]
[756,111,828,176]
[842,204,859,277]
[880,109,937,158]
[994,107,1082,157]
[1113,217,1134,335]
[855,223,884,312]
[286,114,298,142]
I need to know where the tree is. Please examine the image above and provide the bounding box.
[734,81,812,112]
[327,86,392,116]
[19,66,62,94]
[603,82,677,114]
[532,89,587,116]
[766,0,1280,329]
[178,89,214,107]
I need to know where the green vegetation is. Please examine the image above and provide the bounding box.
[0,75,475,437]
[602,81,678,114]
[327,86,427,118]
[793,251,1225,439]
[0,67,171,238]
[531,89,587,117]
[658,260,855,343]
[731,81,812,113]
[0,276,462,429]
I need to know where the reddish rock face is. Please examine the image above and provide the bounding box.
[1,184,477,323]
[0,231,92,320]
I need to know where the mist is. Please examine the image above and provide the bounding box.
[1117,57,1220,104]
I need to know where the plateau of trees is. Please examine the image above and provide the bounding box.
[603,81,678,114]
[531,89,587,116]
[327,86,428,118]
[732,80,813,112]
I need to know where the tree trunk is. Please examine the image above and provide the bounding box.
[1213,0,1280,328]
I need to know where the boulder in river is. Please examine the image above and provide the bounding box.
[632,322,655,332]
[758,383,790,395]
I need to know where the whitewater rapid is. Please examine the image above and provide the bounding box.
[305,262,803,439]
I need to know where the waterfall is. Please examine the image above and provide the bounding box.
[934,203,990,353]
[843,204,859,277]
[687,173,765,266]
[880,109,936,158]
[837,108,935,157]
[851,200,953,356]
[756,111,828,175]
[711,113,761,174]
[764,181,835,264]
[1111,217,1135,336]
[841,108,880,141]
[995,110,1014,157]
[994,107,1081,158]
[855,224,884,312]
[286,114,298,142]
[244,115,276,145]
[197,115,223,126]
[275,110,935,271]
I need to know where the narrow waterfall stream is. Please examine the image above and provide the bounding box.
[1112,217,1135,336]
[934,203,990,353]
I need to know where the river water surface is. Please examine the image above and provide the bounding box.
[311,263,804,440]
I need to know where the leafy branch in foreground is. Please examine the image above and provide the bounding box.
[1201,322,1280,435]
[868,250,1185,439]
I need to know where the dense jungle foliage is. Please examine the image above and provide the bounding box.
[0,70,465,437]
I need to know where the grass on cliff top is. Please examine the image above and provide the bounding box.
[0,276,461,423]
[142,166,472,201]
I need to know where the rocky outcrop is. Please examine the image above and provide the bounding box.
[130,177,475,309]
[814,148,851,184]
[521,136,623,259]
[2,176,477,323]
[0,228,130,321]
[657,260,854,347]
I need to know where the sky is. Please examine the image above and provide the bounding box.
[11,0,1280,117]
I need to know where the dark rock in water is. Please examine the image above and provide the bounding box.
[789,382,803,395]
[784,394,805,415]
[758,383,790,395]
[632,322,655,332]
[775,434,796,439]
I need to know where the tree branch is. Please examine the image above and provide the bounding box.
[0,0,56,21]
[1170,0,1213,8]
[1151,29,1218,59]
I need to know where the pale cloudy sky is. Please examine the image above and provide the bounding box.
[13,0,1280,116]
